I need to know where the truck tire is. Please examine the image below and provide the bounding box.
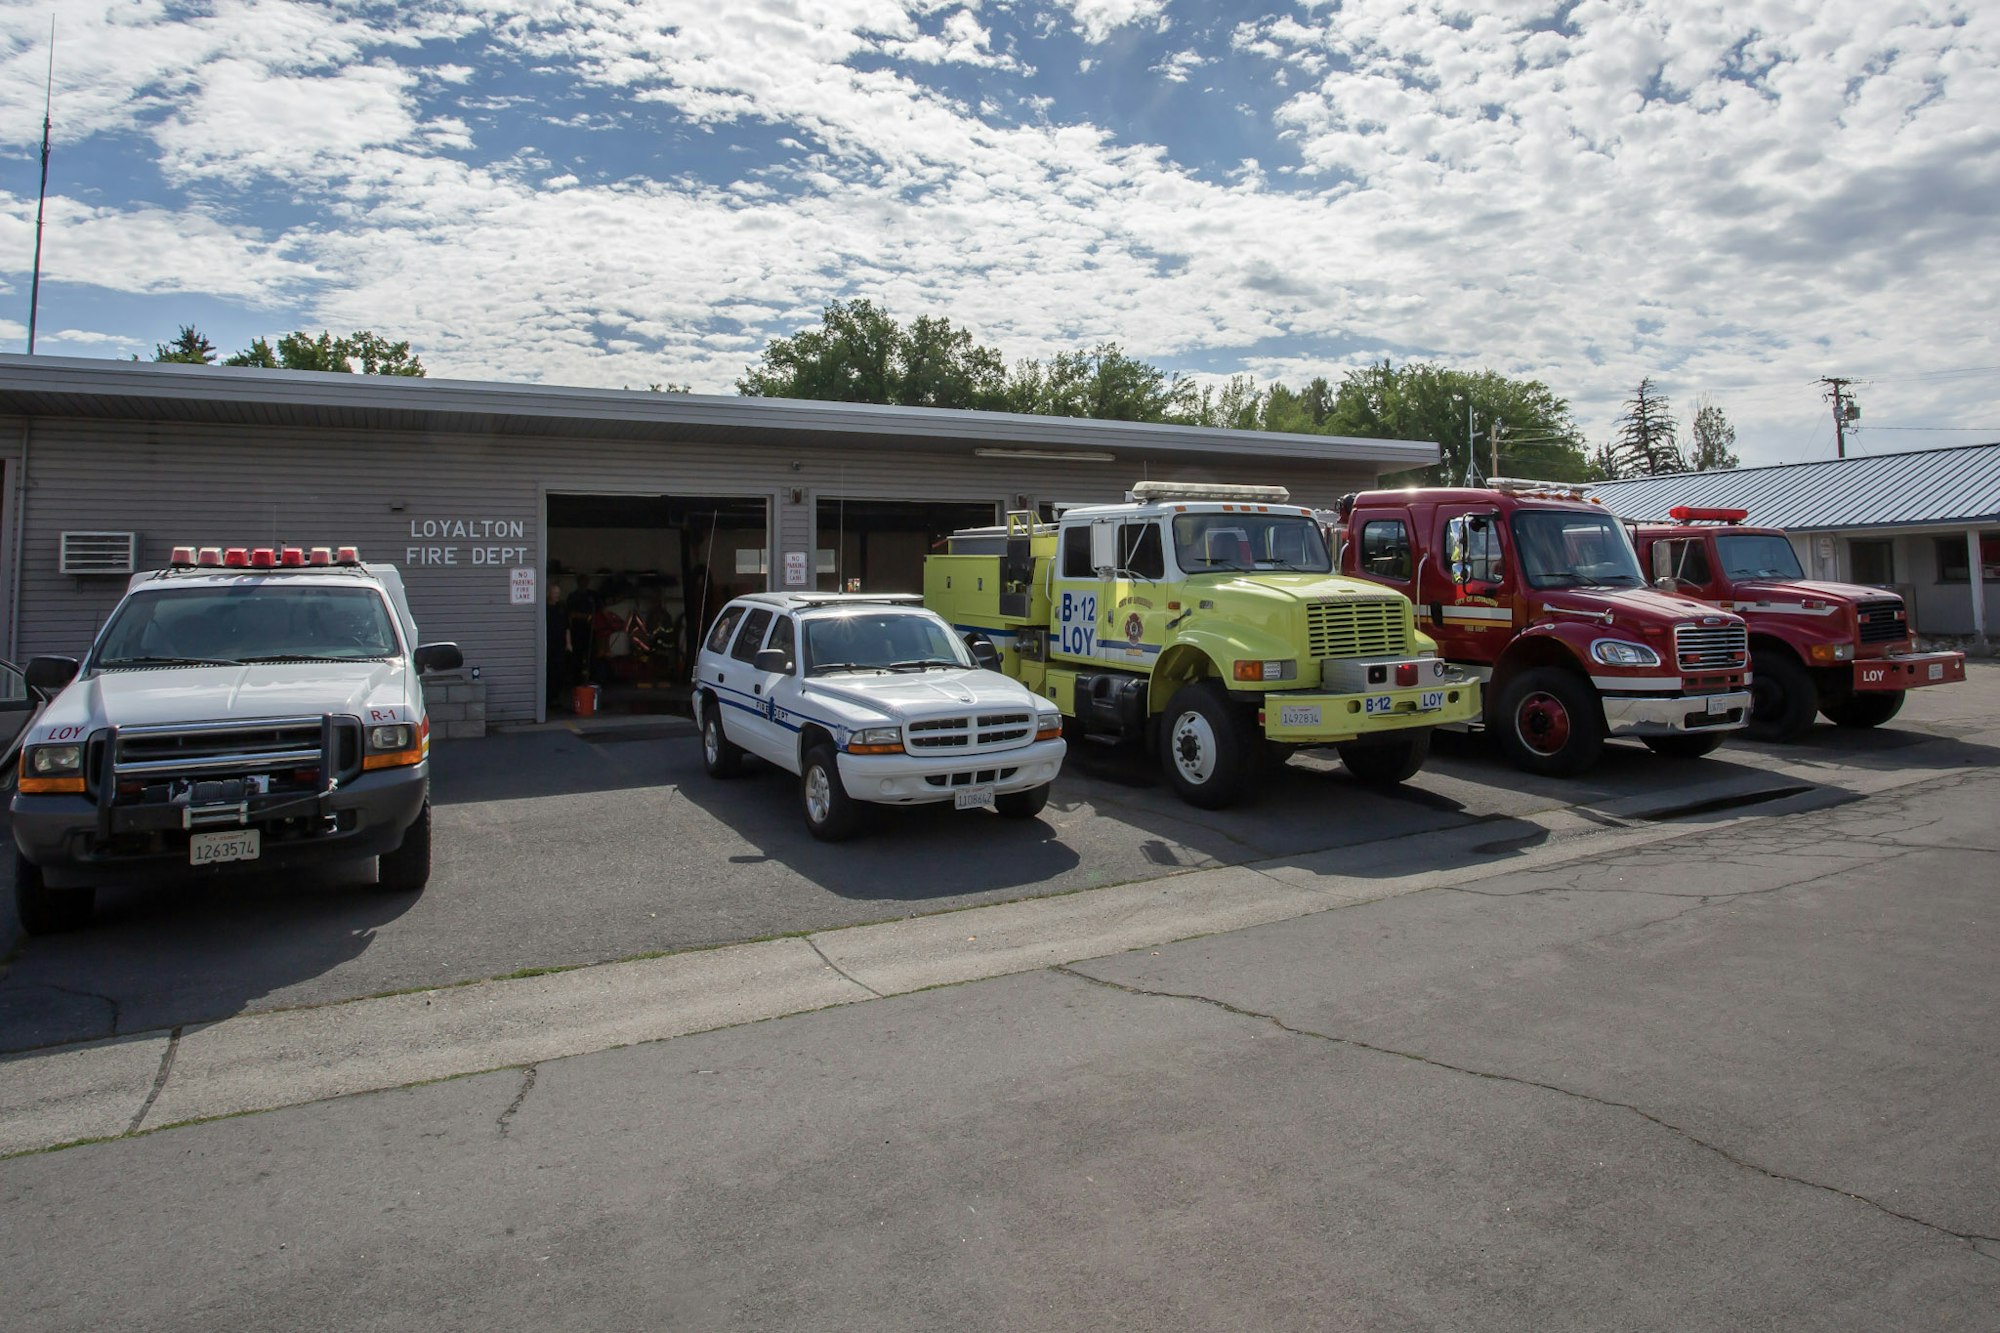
[376,801,432,894]
[1158,682,1253,809]
[1819,689,1905,729]
[15,851,94,933]
[1747,650,1817,742]
[801,744,862,841]
[995,783,1051,819]
[1495,667,1605,777]
[1336,730,1431,786]
[1643,733,1726,759]
[700,697,745,777]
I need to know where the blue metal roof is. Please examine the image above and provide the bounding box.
[1585,443,2000,531]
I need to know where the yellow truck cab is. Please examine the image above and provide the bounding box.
[924,482,1480,808]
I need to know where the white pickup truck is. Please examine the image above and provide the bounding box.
[693,592,1067,840]
[10,546,462,933]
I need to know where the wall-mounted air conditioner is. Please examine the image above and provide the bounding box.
[59,531,139,576]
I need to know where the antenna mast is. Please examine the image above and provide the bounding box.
[26,21,54,354]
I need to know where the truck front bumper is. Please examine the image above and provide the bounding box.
[1255,677,1483,745]
[1600,690,1751,737]
[837,738,1067,806]
[1851,650,1965,691]
[11,762,429,890]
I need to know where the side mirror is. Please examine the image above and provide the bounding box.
[1089,521,1118,575]
[753,647,793,674]
[965,633,1001,671]
[25,656,80,692]
[1654,576,1679,592]
[413,643,464,674]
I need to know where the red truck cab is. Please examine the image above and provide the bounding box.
[1629,507,1966,740]
[1339,481,1752,775]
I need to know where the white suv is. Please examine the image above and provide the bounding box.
[693,593,1066,840]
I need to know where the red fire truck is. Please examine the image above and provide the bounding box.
[1337,481,1752,776]
[1628,507,1966,740]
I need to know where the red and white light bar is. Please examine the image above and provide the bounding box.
[1666,506,1749,524]
[169,545,361,568]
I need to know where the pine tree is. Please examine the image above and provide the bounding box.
[1688,395,1740,471]
[152,325,216,364]
[1613,378,1684,476]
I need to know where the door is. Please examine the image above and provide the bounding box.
[1051,523,1104,662]
[1098,520,1168,668]
[1430,508,1517,666]
[722,608,783,763]
[0,658,46,770]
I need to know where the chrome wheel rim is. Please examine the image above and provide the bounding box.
[703,715,720,764]
[805,763,832,824]
[1169,709,1218,785]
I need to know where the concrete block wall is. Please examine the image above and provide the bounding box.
[423,670,488,740]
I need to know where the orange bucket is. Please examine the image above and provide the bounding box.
[571,684,599,717]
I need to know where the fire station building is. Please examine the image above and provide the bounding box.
[0,355,1433,728]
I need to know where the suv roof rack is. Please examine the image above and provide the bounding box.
[750,592,925,607]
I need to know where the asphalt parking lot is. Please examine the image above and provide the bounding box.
[3,667,1996,1054]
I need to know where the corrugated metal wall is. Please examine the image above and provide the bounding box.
[1,415,1383,723]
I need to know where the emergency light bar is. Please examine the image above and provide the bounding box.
[172,545,362,568]
[1667,506,1749,524]
[1128,481,1292,504]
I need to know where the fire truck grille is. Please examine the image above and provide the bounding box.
[1307,600,1408,659]
[1855,599,1908,644]
[1674,623,1749,672]
[905,712,1035,752]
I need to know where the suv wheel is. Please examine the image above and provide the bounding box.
[376,801,432,894]
[801,745,861,841]
[14,852,93,934]
[995,783,1051,819]
[701,698,744,777]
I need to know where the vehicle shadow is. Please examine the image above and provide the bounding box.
[0,854,416,1055]
[427,729,695,806]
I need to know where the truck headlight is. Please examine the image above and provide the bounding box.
[19,743,86,794]
[1036,710,1063,741]
[1590,640,1661,668]
[1232,660,1298,682]
[847,726,904,755]
[362,719,429,770]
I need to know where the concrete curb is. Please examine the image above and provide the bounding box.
[0,756,1980,1158]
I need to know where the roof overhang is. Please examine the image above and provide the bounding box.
[0,354,1437,470]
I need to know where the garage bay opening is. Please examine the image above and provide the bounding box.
[815,498,998,594]
[546,493,769,716]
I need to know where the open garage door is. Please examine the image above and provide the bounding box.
[546,493,768,716]
[815,498,998,594]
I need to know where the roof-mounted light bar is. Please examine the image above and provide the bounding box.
[171,544,361,570]
[1487,477,1601,503]
[1128,481,1292,504]
[1667,506,1750,524]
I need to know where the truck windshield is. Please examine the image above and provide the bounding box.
[1171,514,1332,574]
[92,585,402,668]
[1715,533,1805,581]
[802,611,972,675]
[1509,511,1646,589]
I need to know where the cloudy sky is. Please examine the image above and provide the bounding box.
[2,0,1996,466]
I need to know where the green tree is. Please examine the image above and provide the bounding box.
[1586,441,1622,481]
[1008,342,1201,422]
[1688,395,1739,471]
[152,325,216,364]
[737,298,902,402]
[1322,361,1589,485]
[1612,378,1683,476]
[899,314,1011,410]
[222,329,426,375]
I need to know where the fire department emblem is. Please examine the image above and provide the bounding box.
[1124,612,1145,644]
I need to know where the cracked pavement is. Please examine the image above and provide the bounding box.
[4,745,1998,1328]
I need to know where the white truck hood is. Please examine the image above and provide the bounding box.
[36,661,416,735]
[802,668,1042,721]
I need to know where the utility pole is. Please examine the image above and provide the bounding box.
[1490,421,1503,479]
[1819,376,1857,459]
[26,21,54,354]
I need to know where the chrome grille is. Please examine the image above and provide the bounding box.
[905,712,1036,753]
[1307,600,1408,659]
[1675,622,1748,672]
[111,716,360,782]
[1855,599,1908,644]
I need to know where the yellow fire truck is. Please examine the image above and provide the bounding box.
[923,482,1480,808]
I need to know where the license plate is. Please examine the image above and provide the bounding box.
[1280,704,1321,727]
[1929,663,1943,681]
[1364,695,1395,715]
[1707,694,1733,714]
[190,829,260,866]
[954,786,996,811]
[1418,690,1444,711]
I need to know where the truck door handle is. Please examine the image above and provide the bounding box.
[752,685,762,696]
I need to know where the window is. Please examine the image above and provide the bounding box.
[1936,534,2000,584]
[92,585,401,667]
[1359,519,1411,581]
[765,615,795,669]
[1445,514,1506,586]
[1116,523,1166,579]
[1508,511,1645,589]
[1849,540,1894,586]
[1061,525,1092,579]
[1713,534,1801,582]
[705,604,745,654]
[1168,513,1332,573]
[728,608,774,662]
[802,611,970,676]
[1657,538,1715,585]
